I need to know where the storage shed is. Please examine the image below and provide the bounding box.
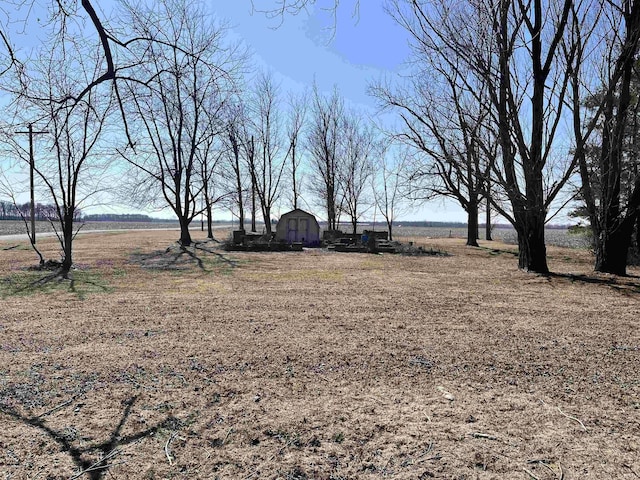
[275,209,321,246]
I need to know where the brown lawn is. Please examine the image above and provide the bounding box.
[0,229,639,479]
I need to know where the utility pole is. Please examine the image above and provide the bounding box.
[17,123,48,244]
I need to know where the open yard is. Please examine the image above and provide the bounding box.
[0,229,639,479]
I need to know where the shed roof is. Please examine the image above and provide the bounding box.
[279,208,318,220]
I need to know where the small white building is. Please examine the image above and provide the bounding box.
[275,209,321,246]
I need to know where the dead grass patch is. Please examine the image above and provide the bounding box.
[0,230,639,479]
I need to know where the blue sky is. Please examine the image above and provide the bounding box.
[210,2,411,108]
[1,1,470,223]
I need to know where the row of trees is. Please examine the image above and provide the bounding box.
[0,201,82,221]
[372,0,640,275]
[2,0,639,277]
[261,0,640,276]
[0,0,414,276]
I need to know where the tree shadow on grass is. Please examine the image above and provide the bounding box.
[479,246,519,257]
[546,272,640,295]
[1,267,110,298]
[0,395,181,479]
[130,240,238,272]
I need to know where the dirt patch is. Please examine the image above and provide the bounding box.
[0,230,639,479]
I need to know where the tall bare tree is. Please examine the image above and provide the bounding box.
[308,84,344,231]
[373,60,497,247]
[119,0,243,246]
[222,102,249,232]
[338,110,377,234]
[248,71,288,234]
[285,90,308,210]
[197,136,229,240]
[568,0,640,275]
[7,26,115,277]
[373,144,413,241]
[386,0,579,272]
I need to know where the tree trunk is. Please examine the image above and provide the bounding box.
[61,211,74,278]
[466,200,479,247]
[594,218,634,275]
[387,220,393,241]
[327,187,336,231]
[179,218,192,246]
[516,211,548,273]
[485,188,492,241]
[206,203,213,239]
[292,142,298,210]
[251,182,257,233]
[634,215,640,260]
[263,205,272,234]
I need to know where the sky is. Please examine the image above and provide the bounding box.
[205,1,470,223]
[0,1,472,224]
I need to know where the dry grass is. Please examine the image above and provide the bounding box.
[1,229,639,479]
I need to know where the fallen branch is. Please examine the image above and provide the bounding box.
[165,431,178,466]
[557,407,588,432]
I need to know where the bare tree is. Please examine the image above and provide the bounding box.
[568,0,640,275]
[7,31,115,277]
[372,61,497,247]
[197,136,230,240]
[308,84,344,231]
[118,0,242,246]
[338,110,377,234]
[373,144,412,241]
[222,102,249,232]
[247,71,288,234]
[387,0,580,273]
[285,90,308,210]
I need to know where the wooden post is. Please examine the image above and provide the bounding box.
[17,123,48,244]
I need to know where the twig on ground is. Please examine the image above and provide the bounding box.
[165,431,178,466]
[523,467,540,480]
[417,441,434,458]
[222,427,234,445]
[470,432,498,440]
[68,448,121,480]
[557,406,588,432]
[624,464,640,478]
[527,459,565,479]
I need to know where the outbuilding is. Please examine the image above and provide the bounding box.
[275,208,321,246]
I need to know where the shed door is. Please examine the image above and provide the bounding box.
[299,218,309,243]
[287,218,298,242]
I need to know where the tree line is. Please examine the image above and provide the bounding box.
[260,1,640,276]
[1,0,639,276]
[0,0,414,276]
[0,201,83,222]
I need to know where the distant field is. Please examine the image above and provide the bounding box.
[392,225,591,249]
[0,220,591,249]
[0,220,181,237]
